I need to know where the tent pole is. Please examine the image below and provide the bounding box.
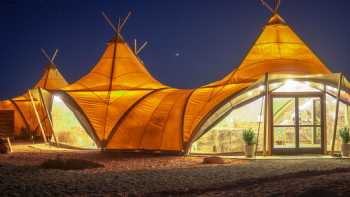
[38,88,58,145]
[322,84,327,154]
[331,73,343,155]
[28,90,47,143]
[255,94,264,155]
[263,73,269,156]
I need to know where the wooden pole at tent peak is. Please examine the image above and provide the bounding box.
[28,90,47,143]
[331,73,343,155]
[51,49,59,62]
[119,11,132,33]
[260,0,274,14]
[134,39,137,54]
[41,48,54,65]
[136,41,148,55]
[260,0,281,14]
[102,12,118,33]
[263,73,269,156]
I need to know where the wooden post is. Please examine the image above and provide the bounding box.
[331,73,343,155]
[255,92,265,155]
[38,88,58,145]
[28,90,47,143]
[263,73,269,155]
[6,137,12,153]
[322,84,327,154]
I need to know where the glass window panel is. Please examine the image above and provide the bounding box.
[273,97,295,126]
[196,86,265,140]
[326,94,336,152]
[334,102,350,151]
[326,95,350,152]
[299,126,321,148]
[190,97,265,154]
[51,96,97,149]
[298,97,321,125]
[273,127,296,148]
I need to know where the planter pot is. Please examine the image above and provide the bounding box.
[245,144,255,158]
[341,143,350,157]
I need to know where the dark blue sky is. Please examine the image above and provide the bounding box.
[0,0,350,99]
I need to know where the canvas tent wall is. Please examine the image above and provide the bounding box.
[50,11,349,154]
[0,52,68,138]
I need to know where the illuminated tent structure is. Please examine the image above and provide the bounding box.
[51,4,350,154]
[0,49,68,140]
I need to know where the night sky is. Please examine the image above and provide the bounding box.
[0,0,350,99]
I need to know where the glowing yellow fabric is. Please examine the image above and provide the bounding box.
[57,14,336,152]
[64,36,167,91]
[208,14,331,86]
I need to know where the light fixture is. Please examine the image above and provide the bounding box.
[53,95,63,103]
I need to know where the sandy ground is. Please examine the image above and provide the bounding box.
[0,143,350,196]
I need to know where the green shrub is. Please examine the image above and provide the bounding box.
[242,128,256,145]
[339,127,350,144]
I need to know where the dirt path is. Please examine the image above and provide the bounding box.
[155,168,350,197]
[1,145,350,196]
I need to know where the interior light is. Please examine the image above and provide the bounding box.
[53,95,63,103]
[258,85,265,91]
[304,81,311,86]
[278,80,312,92]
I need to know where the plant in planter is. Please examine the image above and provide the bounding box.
[339,127,350,157]
[242,128,256,157]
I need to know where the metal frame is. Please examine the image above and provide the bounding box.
[269,92,324,155]
[38,88,57,144]
[187,75,350,155]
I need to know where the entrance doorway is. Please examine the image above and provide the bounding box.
[270,93,324,154]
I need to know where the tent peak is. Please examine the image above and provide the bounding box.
[267,13,286,25]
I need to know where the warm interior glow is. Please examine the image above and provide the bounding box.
[51,96,97,149]
[53,95,63,103]
[190,97,265,154]
[274,80,319,92]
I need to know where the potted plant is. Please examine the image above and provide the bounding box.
[242,128,256,157]
[339,127,350,157]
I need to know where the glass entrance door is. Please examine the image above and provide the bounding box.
[271,94,323,154]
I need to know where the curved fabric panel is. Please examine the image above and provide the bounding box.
[67,90,154,141]
[107,89,185,150]
[66,91,109,140]
[183,83,250,145]
[104,90,155,140]
[64,35,166,91]
[11,98,50,137]
[0,100,27,135]
[139,89,191,151]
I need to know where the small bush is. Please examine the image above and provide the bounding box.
[242,128,256,145]
[339,127,350,144]
[40,157,104,170]
[202,156,225,164]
